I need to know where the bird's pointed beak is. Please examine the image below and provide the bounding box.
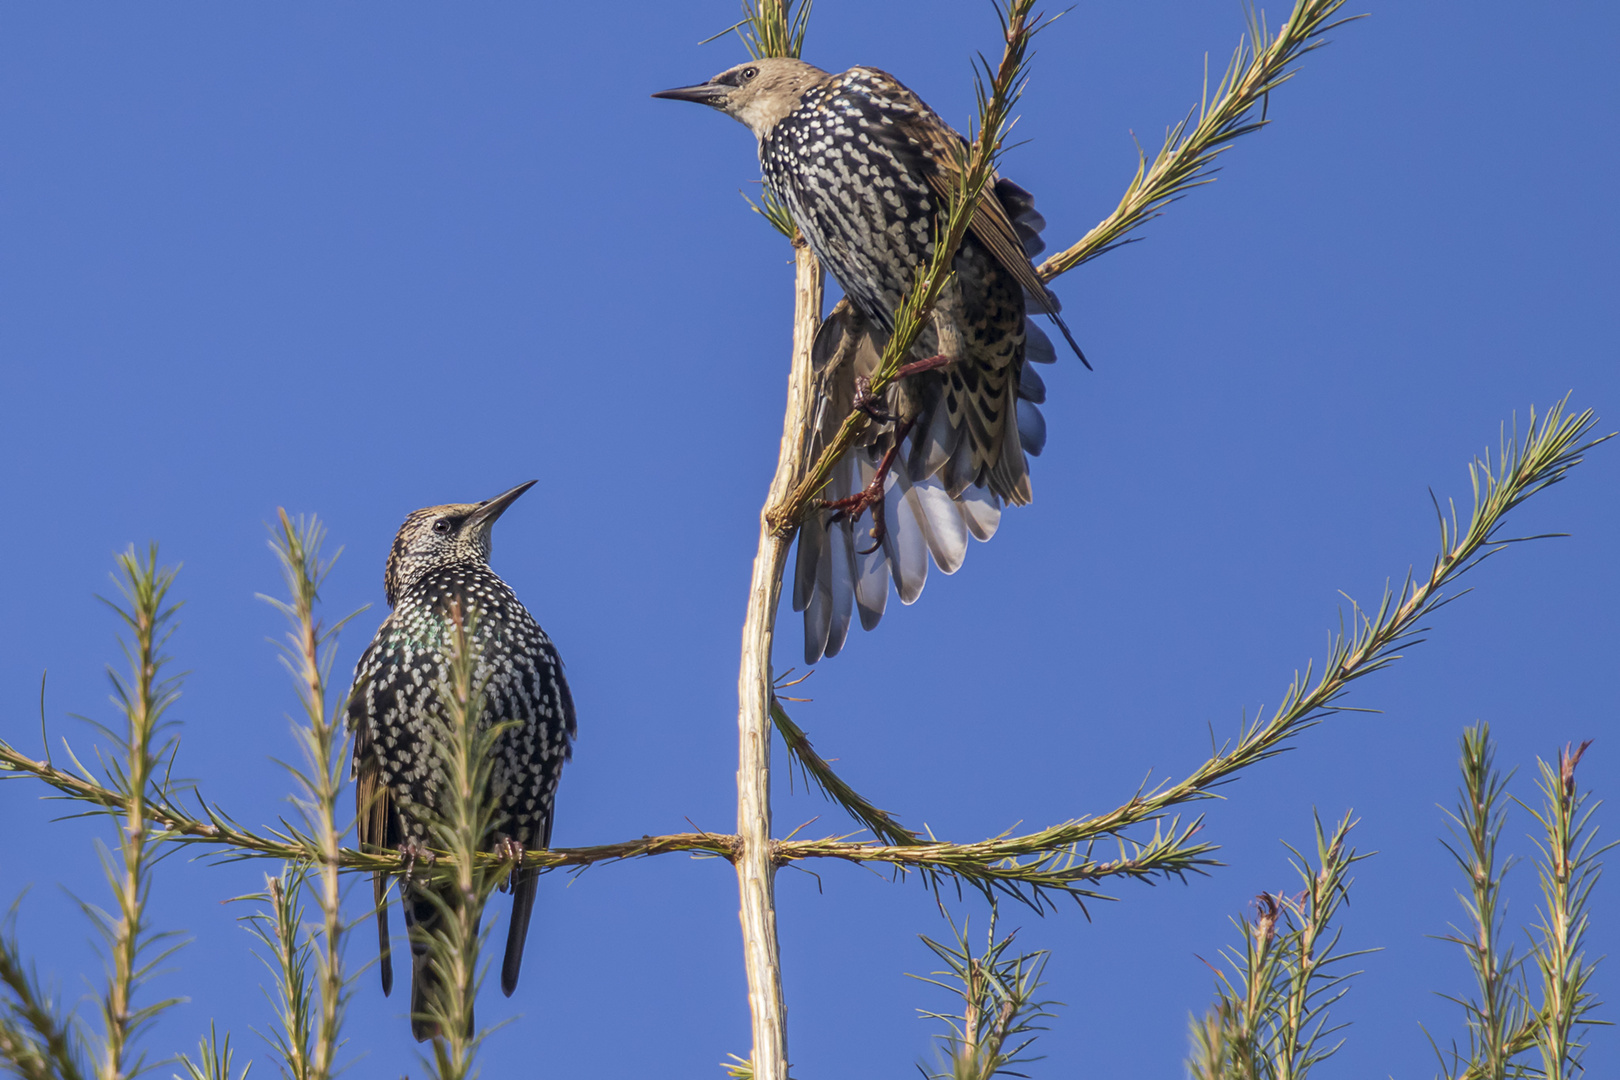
[468,480,538,529]
[652,81,729,107]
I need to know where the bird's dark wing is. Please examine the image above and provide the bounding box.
[848,68,1083,362]
[347,640,397,997]
[842,71,1044,300]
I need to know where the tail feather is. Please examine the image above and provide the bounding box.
[957,485,1002,541]
[853,526,890,631]
[1016,398,1047,457]
[501,866,538,998]
[1024,320,1057,365]
[879,465,928,606]
[906,380,961,483]
[902,472,968,576]
[1017,360,1046,404]
[824,513,856,659]
[995,177,1048,258]
[374,872,394,997]
[942,427,977,499]
[796,458,864,664]
[791,175,1079,657]
[791,495,826,616]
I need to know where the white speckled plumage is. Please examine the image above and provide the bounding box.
[658,57,1081,663]
[347,483,574,1041]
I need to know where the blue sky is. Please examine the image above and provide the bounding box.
[1,2,1616,1077]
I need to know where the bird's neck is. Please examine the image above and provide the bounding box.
[396,562,501,605]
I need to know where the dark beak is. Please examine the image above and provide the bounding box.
[467,480,538,529]
[652,82,728,106]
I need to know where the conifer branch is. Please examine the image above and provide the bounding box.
[770,698,920,849]
[1428,727,1612,1079]
[0,405,1605,906]
[90,547,186,1080]
[0,910,85,1080]
[911,910,1059,1080]
[1039,0,1362,281]
[419,605,504,1076]
[1523,739,1612,1079]
[244,868,318,1079]
[1187,813,1370,1079]
[767,401,1608,907]
[255,512,360,1080]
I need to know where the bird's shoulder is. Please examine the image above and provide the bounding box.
[833,67,962,159]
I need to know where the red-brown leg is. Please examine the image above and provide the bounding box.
[821,419,915,554]
[893,353,951,379]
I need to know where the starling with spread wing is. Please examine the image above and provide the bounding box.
[347,481,575,1041]
[656,58,1085,663]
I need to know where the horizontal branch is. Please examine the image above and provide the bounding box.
[4,403,1605,903]
[0,745,736,876]
[775,814,1218,906]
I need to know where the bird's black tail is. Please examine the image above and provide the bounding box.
[374,872,394,997]
[501,865,539,997]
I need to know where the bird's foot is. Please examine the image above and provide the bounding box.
[398,838,436,884]
[493,837,527,893]
[820,419,913,555]
[851,376,895,422]
[822,478,889,555]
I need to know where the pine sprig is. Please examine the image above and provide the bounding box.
[419,604,509,1077]
[1039,0,1362,281]
[770,698,920,848]
[1523,741,1613,1079]
[1187,813,1371,1080]
[260,512,361,1080]
[736,0,812,61]
[90,546,188,1080]
[1428,726,1612,1080]
[911,911,1059,1080]
[0,904,85,1080]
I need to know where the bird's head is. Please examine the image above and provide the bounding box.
[654,57,830,140]
[383,481,536,607]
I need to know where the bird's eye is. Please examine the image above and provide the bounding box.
[432,519,453,535]
[741,66,758,81]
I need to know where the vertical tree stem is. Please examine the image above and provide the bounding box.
[290,547,344,1080]
[736,241,821,1080]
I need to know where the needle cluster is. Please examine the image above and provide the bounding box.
[1427,725,1612,1080]
[1187,814,1371,1080]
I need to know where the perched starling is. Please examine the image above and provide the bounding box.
[656,58,1084,663]
[347,481,575,1042]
